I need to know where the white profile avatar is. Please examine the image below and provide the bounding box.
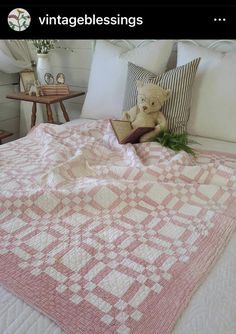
[8,8,31,31]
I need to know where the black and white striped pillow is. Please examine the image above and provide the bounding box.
[123,58,200,134]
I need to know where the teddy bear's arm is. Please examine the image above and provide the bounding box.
[122,106,138,123]
[156,111,168,131]
[139,112,168,143]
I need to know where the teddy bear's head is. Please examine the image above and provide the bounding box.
[136,81,171,114]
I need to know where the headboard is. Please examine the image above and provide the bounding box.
[108,39,236,50]
[107,39,236,69]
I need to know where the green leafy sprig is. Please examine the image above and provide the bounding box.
[30,40,74,54]
[30,40,58,54]
[154,131,198,157]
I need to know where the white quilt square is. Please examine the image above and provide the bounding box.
[26,232,56,251]
[133,244,162,263]
[159,222,185,239]
[61,247,91,271]
[97,227,122,242]
[1,218,26,232]
[99,270,134,298]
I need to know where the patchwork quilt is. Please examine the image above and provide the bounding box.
[0,120,236,334]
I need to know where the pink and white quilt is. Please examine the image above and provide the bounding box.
[0,119,236,334]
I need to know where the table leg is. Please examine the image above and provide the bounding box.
[31,102,37,128]
[59,101,70,122]
[46,104,54,123]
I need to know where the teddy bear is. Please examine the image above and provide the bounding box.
[122,81,171,142]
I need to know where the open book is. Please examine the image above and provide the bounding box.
[110,120,154,144]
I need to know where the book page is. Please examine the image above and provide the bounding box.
[110,120,133,142]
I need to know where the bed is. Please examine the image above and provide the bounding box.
[0,40,236,334]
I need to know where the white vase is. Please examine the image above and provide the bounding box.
[36,53,51,85]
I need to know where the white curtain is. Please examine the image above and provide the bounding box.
[0,40,32,72]
[0,40,45,136]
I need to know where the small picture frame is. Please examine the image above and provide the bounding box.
[44,73,54,85]
[56,73,65,84]
[20,70,37,93]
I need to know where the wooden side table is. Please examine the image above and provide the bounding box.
[0,130,13,144]
[6,91,85,128]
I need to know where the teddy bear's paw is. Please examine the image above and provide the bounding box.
[139,133,152,143]
[122,112,130,121]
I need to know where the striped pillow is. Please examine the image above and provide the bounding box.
[123,58,200,134]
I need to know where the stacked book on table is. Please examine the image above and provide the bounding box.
[40,84,70,95]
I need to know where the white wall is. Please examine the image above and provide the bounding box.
[0,71,19,143]
[48,40,94,123]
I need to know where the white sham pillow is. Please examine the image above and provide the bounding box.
[81,40,174,119]
[177,42,236,142]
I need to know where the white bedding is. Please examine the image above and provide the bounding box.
[0,119,236,334]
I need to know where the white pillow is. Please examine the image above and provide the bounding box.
[177,42,236,142]
[81,40,174,119]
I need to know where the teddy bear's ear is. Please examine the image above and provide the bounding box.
[136,80,144,89]
[164,89,171,99]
